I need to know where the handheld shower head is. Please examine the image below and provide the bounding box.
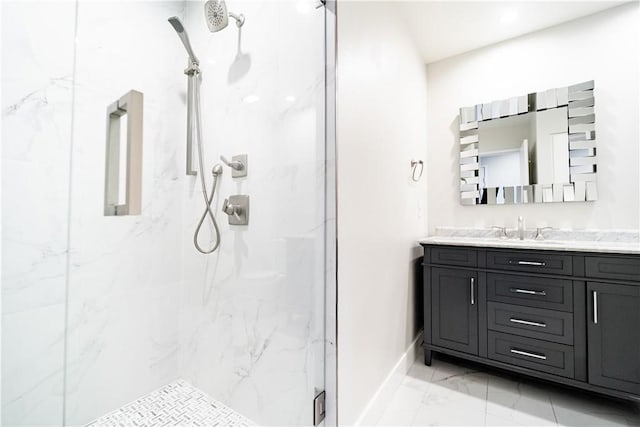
[168,16,199,65]
[204,0,245,33]
[212,164,223,176]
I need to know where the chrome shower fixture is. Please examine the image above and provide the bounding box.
[168,16,223,254]
[204,0,245,32]
[168,16,199,66]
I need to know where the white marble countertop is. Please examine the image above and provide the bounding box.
[419,228,640,255]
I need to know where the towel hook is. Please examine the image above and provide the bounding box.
[411,160,424,182]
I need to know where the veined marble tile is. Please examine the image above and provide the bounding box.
[64,283,181,426]
[178,1,327,425]
[2,2,76,426]
[485,375,557,426]
[414,361,489,426]
[376,378,429,426]
[377,356,640,427]
[422,227,640,254]
[1,304,66,426]
[4,2,330,427]
[549,389,640,427]
[63,1,185,424]
[432,227,640,244]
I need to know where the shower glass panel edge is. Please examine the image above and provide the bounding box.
[324,0,338,426]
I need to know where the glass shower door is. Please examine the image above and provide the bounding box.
[1,2,76,425]
[61,1,187,424]
[61,0,328,426]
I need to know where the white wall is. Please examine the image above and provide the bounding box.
[337,2,428,424]
[427,3,640,231]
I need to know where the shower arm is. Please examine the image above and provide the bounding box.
[228,12,245,28]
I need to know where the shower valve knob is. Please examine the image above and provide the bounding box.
[222,195,249,225]
[222,198,238,217]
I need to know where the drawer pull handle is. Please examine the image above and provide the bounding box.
[510,260,547,267]
[509,288,547,296]
[509,318,547,328]
[510,348,547,360]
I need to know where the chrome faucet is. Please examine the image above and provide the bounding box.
[535,227,553,241]
[492,226,508,239]
[517,216,525,240]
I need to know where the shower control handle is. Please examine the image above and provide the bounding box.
[222,195,249,225]
[222,198,240,220]
[220,155,243,170]
[220,154,248,178]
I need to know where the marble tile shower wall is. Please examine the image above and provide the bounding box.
[2,1,187,425]
[62,1,186,425]
[2,1,327,426]
[178,2,326,425]
[1,2,76,425]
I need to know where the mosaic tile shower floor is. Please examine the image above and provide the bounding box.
[85,380,255,427]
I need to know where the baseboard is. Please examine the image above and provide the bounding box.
[354,331,423,426]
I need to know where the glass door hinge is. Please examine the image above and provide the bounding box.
[313,390,326,426]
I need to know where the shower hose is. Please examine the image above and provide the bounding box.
[191,71,222,254]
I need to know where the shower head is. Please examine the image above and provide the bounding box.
[204,0,245,33]
[212,164,223,176]
[168,16,199,65]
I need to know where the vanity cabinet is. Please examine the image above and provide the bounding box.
[422,244,640,402]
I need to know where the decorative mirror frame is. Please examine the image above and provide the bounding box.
[459,80,596,205]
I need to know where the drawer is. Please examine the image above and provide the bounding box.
[487,302,574,345]
[430,247,477,268]
[488,331,574,378]
[585,256,640,282]
[487,250,572,276]
[488,273,573,312]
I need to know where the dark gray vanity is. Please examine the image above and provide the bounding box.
[421,243,640,402]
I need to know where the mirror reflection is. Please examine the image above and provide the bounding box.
[459,81,596,205]
[478,107,569,204]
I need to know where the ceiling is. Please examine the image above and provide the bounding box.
[397,1,629,64]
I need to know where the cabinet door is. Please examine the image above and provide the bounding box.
[432,268,478,355]
[587,282,640,394]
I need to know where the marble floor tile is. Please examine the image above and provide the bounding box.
[485,375,556,426]
[549,388,640,427]
[406,360,437,384]
[376,378,429,426]
[376,353,640,427]
[414,371,489,426]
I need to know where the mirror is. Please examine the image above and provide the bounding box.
[459,81,596,205]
